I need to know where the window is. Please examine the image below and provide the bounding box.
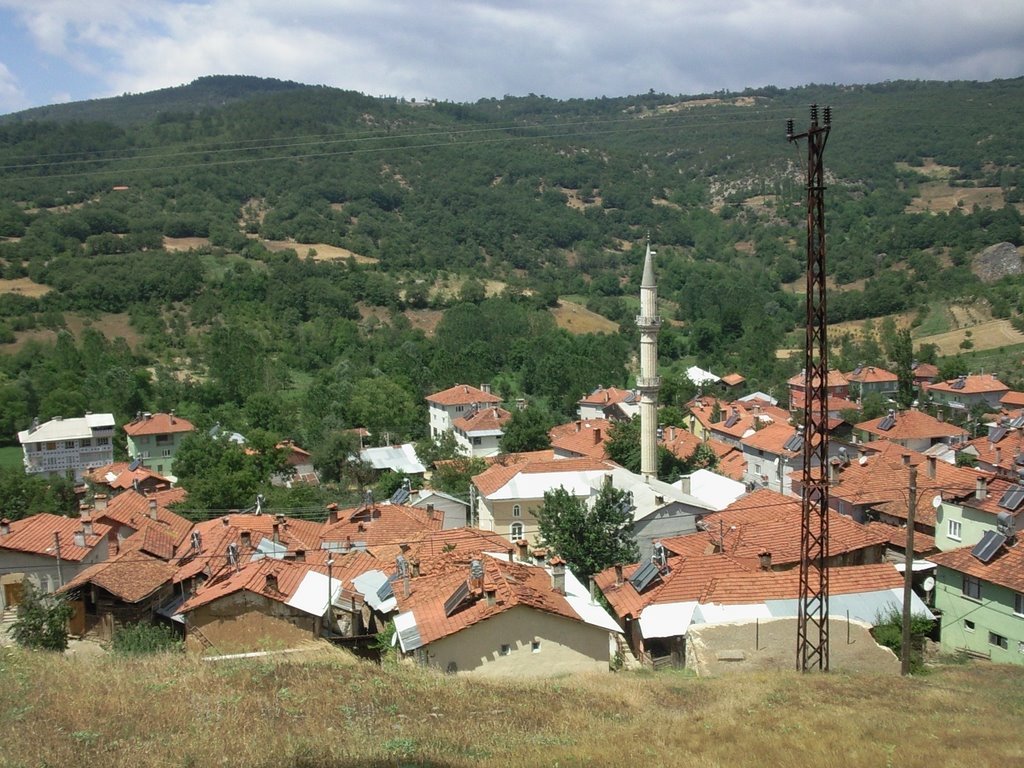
[80,439,91,447]
[46,442,56,451]
[962,575,982,600]
[156,434,172,445]
[472,437,482,446]
[531,640,541,653]
[1015,592,1024,617]
[512,504,521,517]
[499,644,511,656]
[64,441,75,450]
[964,620,975,632]
[989,632,1008,650]
[456,405,464,412]
[96,437,110,446]
[161,449,172,457]
[510,522,523,542]
[948,519,962,541]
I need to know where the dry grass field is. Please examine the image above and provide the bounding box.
[404,308,445,336]
[906,182,1005,214]
[263,240,378,264]
[0,647,1020,768]
[550,299,620,334]
[2,313,143,355]
[0,277,51,298]
[162,236,212,252]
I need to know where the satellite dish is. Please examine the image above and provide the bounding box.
[858,456,868,466]
[922,576,935,592]
[931,495,943,509]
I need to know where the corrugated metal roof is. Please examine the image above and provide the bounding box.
[393,611,423,651]
[285,571,342,617]
[18,414,115,443]
[638,601,699,639]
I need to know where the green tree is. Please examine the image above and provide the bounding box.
[172,432,264,512]
[537,480,639,578]
[431,456,486,499]
[605,416,687,479]
[886,328,915,408]
[10,581,72,652]
[312,431,377,490]
[499,406,555,453]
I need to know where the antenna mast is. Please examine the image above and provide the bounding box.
[787,104,832,672]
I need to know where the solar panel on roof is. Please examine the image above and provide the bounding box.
[724,412,740,428]
[852,365,863,376]
[783,434,804,452]
[971,530,1007,563]
[629,560,662,593]
[377,579,395,602]
[443,580,472,617]
[997,485,1024,511]
[1010,416,1024,429]
[951,377,966,390]
[989,427,1007,444]
[128,458,141,472]
[390,486,410,504]
[877,415,896,431]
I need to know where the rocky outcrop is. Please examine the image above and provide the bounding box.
[972,242,1023,283]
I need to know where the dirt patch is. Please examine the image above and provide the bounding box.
[0,277,51,298]
[162,236,211,252]
[687,617,899,677]
[403,308,445,336]
[262,240,378,264]
[906,182,1004,214]
[652,197,682,211]
[895,159,958,179]
[2,312,143,355]
[550,300,619,335]
[782,276,867,294]
[915,319,1024,356]
[560,187,601,211]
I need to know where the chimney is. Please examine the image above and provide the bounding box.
[221,516,230,527]
[272,521,280,545]
[483,587,497,607]
[516,539,529,561]
[425,503,435,520]
[480,383,491,394]
[927,456,936,480]
[148,498,158,520]
[73,530,86,548]
[294,549,305,562]
[593,427,602,444]
[410,558,420,578]
[93,494,108,512]
[240,531,252,548]
[0,518,9,537]
[679,475,691,496]
[81,517,94,537]
[507,548,514,563]
[326,503,339,524]
[589,577,598,602]
[976,476,987,501]
[995,446,1002,466]
[169,410,176,424]
[614,564,623,587]
[902,453,911,466]
[936,408,944,423]
[265,573,278,592]
[758,550,772,571]
[551,557,566,595]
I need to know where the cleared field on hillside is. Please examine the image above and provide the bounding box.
[162,236,212,251]
[263,240,378,264]
[404,308,445,336]
[0,445,22,469]
[0,277,51,298]
[3,313,143,355]
[906,182,1004,213]
[550,299,620,334]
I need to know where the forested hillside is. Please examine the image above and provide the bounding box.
[1,75,1022,508]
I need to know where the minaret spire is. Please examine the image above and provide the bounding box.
[637,239,660,480]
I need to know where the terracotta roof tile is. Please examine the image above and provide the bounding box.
[930,542,1024,593]
[123,412,196,437]
[471,456,613,497]
[180,557,329,613]
[93,488,192,547]
[320,502,442,548]
[855,409,967,441]
[846,365,898,384]
[741,421,801,455]
[578,386,637,408]
[59,546,176,603]
[721,373,746,386]
[925,374,1009,396]
[426,384,501,406]
[787,369,850,388]
[0,514,111,562]
[549,419,611,459]
[1000,391,1024,408]
[84,462,172,491]
[452,406,512,434]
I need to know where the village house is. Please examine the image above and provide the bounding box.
[740,421,805,495]
[548,418,611,460]
[320,498,444,552]
[786,369,854,416]
[17,413,116,481]
[89,487,191,550]
[929,524,1023,664]
[933,473,1023,553]
[409,489,471,529]
[426,383,501,438]
[273,440,320,486]
[359,443,427,476]
[999,390,1024,413]
[659,424,746,482]
[687,396,792,449]
[719,373,746,392]
[0,514,112,613]
[911,361,940,390]
[846,364,899,401]
[924,373,1010,413]
[959,420,1024,477]
[451,406,512,458]
[391,552,621,677]
[84,461,172,497]
[853,408,968,453]
[123,411,196,478]
[576,386,640,422]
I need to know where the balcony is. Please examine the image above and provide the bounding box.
[636,376,661,390]
[635,315,662,328]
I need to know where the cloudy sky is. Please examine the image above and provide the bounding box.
[1,0,1022,115]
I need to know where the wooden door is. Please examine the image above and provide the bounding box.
[3,581,23,609]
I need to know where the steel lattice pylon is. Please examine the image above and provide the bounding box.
[788,105,832,672]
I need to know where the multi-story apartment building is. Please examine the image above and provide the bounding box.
[17,413,116,481]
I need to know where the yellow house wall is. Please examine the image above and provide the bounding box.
[186,591,317,654]
[422,604,611,677]
[479,498,544,542]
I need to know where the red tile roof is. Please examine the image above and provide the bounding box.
[787,369,850,388]
[59,546,176,603]
[471,456,613,497]
[320,502,443,548]
[577,386,636,408]
[866,521,937,555]
[741,421,801,456]
[123,412,196,436]
[393,554,586,646]
[846,366,898,384]
[721,373,746,387]
[426,384,501,406]
[925,374,1009,396]
[180,557,329,613]
[93,488,192,547]
[84,462,171,491]
[1000,391,1024,408]
[911,362,939,380]
[930,542,1024,593]
[370,527,514,573]
[0,514,111,562]
[964,429,1024,472]
[549,419,611,459]
[452,406,512,434]
[856,409,967,441]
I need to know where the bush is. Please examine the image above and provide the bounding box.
[111,622,182,656]
[871,606,933,673]
[10,581,72,652]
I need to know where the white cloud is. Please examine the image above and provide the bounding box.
[1,0,1022,107]
[0,59,27,112]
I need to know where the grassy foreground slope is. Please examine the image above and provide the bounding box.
[1,647,1021,767]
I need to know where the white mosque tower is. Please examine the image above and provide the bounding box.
[636,238,660,480]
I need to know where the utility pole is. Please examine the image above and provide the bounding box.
[901,466,917,675]
[788,104,832,672]
[53,532,64,588]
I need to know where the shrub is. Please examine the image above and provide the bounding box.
[872,606,933,673]
[111,622,182,656]
[10,581,72,652]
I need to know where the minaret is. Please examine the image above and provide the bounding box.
[637,239,660,480]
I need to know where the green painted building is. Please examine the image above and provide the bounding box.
[123,411,195,477]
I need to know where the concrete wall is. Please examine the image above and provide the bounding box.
[934,565,1024,664]
[421,604,612,677]
[633,503,699,559]
[0,545,109,611]
[185,591,318,654]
